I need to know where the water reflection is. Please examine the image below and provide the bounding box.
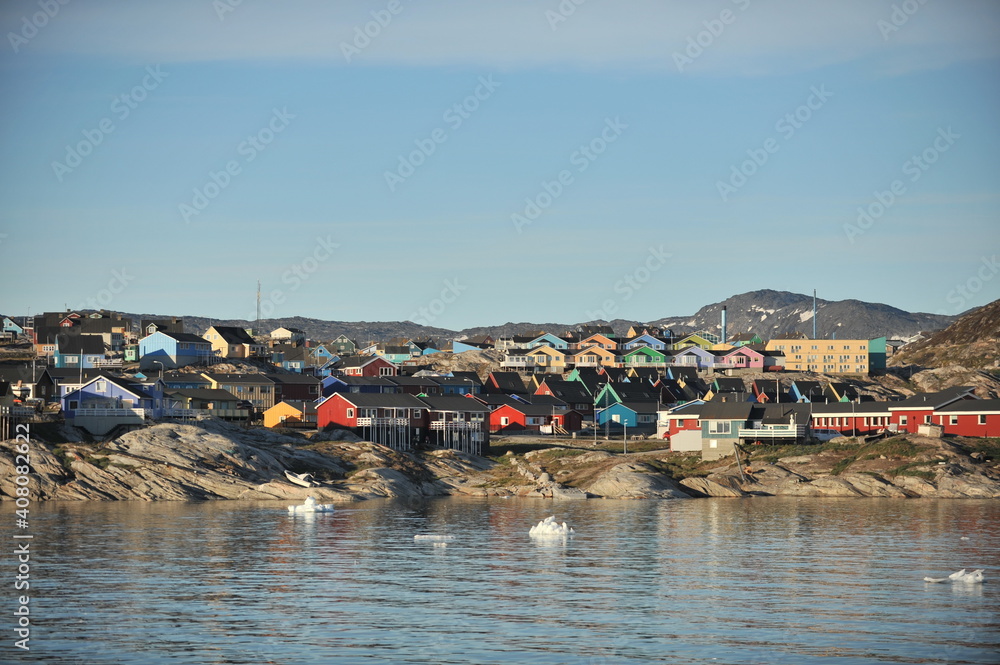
[7,497,999,664]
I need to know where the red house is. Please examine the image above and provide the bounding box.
[657,401,704,438]
[809,402,892,436]
[490,403,582,433]
[888,387,976,434]
[334,355,398,377]
[317,393,426,450]
[934,399,1000,438]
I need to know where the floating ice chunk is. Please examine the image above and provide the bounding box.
[433,542,448,549]
[529,515,575,538]
[924,569,985,583]
[414,534,455,542]
[287,496,335,514]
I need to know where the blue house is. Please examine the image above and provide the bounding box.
[139,331,214,370]
[320,375,398,397]
[621,334,668,351]
[2,317,24,337]
[672,346,716,370]
[53,334,107,369]
[596,401,658,429]
[528,333,570,350]
[62,375,164,435]
[453,340,491,354]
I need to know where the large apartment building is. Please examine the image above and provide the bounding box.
[765,337,886,375]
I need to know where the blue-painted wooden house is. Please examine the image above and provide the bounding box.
[139,331,214,370]
[621,333,668,351]
[596,401,658,429]
[53,334,107,369]
[62,375,164,435]
[528,333,570,350]
[2,317,25,337]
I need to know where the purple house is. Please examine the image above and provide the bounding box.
[62,375,164,435]
[672,346,715,370]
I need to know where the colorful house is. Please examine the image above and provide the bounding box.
[888,386,976,434]
[334,355,398,377]
[61,375,164,435]
[620,346,669,368]
[138,331,213,370]
[721,346,765,369]
[596,401,658,429]
[489,403,582,433]
[316,393,428,450]
[263,400,318,428]
[933,399,1000,438]
[621,333,668,351]
[672,346,715,369]
[204,326,266,359]
[525,345,567,372]
[53,334,108,369]
[417,395,491,455]
[673,333,716,350]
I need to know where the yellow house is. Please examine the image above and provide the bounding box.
[571,345,617,368]
[526,345,567,371]
[765,338,871,374]
[263,400,318,428]
[672,333,714,351]
[204,325,267,359]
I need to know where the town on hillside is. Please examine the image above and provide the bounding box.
[1,308,998,463]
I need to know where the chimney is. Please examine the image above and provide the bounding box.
[721,306,727,345]
[812,290,817,339]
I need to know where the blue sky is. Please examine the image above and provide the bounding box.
[1,0,998,330]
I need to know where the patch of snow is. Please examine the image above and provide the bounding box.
[760,314,768,321]
[799,311,814,322]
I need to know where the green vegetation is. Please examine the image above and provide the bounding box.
[645,454,713,480]
[750,440,851,464]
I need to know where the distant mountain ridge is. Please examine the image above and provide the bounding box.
[648,290,956,342]
[109,290,955,344]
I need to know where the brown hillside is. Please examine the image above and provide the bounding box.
[892,299,1000,370]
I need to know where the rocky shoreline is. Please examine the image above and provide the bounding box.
[2,419,999,503]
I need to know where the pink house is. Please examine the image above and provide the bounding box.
[723,346,765,369]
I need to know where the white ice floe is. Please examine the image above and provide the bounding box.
[529,515,575,538]
[414,535,455,542]
[287,496,335,514]
[923,568,985,583]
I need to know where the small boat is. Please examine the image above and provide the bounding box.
[284,470,319,487]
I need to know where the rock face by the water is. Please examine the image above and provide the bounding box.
[3,422,999,502]
[584,462,692,500]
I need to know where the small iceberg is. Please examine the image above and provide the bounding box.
[923,568,985,583]
[529,516,575,538]
[287,496,335,514]
[413,534,455,542]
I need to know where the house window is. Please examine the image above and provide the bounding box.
[500,417,509,426]
[950,415,958,426]
[69,400,78,409]
[924,415,931,424]
[346,408,355,418]
[708,421,731,434]
[96,381,106,392]
[899,416,908,426]
[979,415,987,425]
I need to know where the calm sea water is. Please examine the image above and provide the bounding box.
[5,497,999,665]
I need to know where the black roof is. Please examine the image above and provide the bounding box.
[207,326,257,345]
[698,401,754,420]
[936,398,1000,413]
[159,331,210,344]
[890,386,976,409]
[417,395,491,413]
[56,333,106,354]
[487,371,527,393]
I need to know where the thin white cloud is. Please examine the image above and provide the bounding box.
[3,0,998,75]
